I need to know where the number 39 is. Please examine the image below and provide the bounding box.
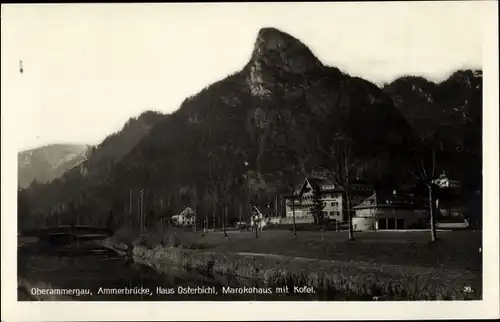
[464,286,473,292]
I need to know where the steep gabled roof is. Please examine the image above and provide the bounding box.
[305,177,326,191]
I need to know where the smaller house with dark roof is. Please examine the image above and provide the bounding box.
[352,191,428,231]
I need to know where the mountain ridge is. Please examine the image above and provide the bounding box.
[18,144,90,188]
[105,27,419,205]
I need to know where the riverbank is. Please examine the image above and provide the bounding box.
[102,228,482,300]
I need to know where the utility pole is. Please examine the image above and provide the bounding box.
[140,189,144,237]
[203,194,208,236]
[194,198,197,233]
[137,193,140,231]
[129,190,132,228]
[160,217,164,244]
[255,212,259,239]
[251,202,259,239]
[248,181,252,231]
[275,195,278,217]
[212,198,216,231]
[201,212,205,237]
[223,205,228,237]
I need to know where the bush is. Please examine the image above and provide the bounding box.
[112,226,140,245]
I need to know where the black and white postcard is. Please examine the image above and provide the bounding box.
[1,1,499,321]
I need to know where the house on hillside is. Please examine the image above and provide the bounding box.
[352,191,428,231]
[433,171,461,189]
[284,175,373,223]
[171,207,195,226]
[432,171,470,228]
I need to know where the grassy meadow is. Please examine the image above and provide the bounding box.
[109,227,482,300]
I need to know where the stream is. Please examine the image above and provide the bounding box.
[18,237,339,301]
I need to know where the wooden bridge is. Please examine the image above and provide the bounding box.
[34,225,112,246]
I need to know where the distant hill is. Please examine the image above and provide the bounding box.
[19,28,482,231]
[21,111,167,217]
[18,144,90,188]
[81,110,167,180]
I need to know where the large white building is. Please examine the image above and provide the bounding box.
[284,176,373,223]
[352,191,428,231]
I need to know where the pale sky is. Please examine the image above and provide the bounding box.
[1,2,486,152]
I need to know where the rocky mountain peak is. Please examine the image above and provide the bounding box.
[250,27,323,72]
[247,27,324,97]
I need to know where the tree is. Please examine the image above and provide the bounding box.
[188,186,198,233]
[318,132,358,240]
[18,188,32,233]
[105,210,115,233]
[201,192,210,236]
[217,170,240,237]
[309,186,325,225]
[408,94,449,242]
[207,148,242,238]
[287,195,298,236]
[413,143,441,242]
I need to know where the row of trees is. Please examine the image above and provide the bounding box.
[17,124,467,244]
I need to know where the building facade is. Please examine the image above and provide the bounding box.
[284,176,373,223]
[352,191,429,231]
[433,171,465,219]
